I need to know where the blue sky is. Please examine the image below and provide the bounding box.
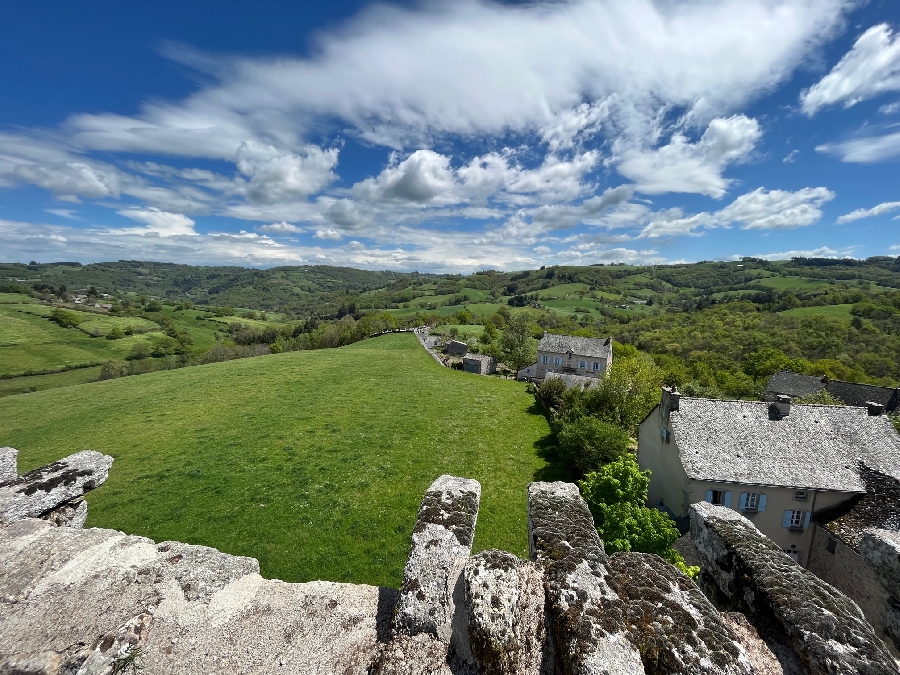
[1,0,899,272]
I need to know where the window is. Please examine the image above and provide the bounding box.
[592,362,601,371]
[784,549,801,563]
[784,510,804,529]
[794,490,808,500]
[826,538,837,554]
[739,492,767,511]
[578,360,587,369]
[553,356,563,366]
[541,355,550,364]
[745,493,759,510]
[706,490,732,507]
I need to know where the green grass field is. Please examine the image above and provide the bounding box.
[779,304,855,319]
[754,276,833,291]
[0,366,103,398]
[0,333,558,588]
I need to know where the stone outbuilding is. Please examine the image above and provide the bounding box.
[462,353,496,376]
[444,339,469,357]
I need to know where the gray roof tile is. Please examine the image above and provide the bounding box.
[671,397,900,492]
[765,371,825,398]
[538,334,611,359]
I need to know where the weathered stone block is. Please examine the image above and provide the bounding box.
[0,447,16,484]
[464,549,546,675]
[42,499,88,529]
[607,552,753,674]
[393,475,481,643]
[0,450,113,525]
[527,481,644,675]
[690,502,899,675]
[859,528,900,600]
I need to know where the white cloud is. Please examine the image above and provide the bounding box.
[615,116,761,198]
[639,186,834,237]
[717,187,834,230]
[750,246,842,260]
[13,162,121,199]
[45,208,80,220]
[783,150,799,163]
[314,229,344,240]
[353,150,457,204]
[117,209,197,236]
[880,101,900,115]
[257,221,306,233]
[801,24,900,115]
[325,200,374,231]
[817,129,900,162]
[837,201,900,224]
[235,141,339,203]
[530,185,635,231]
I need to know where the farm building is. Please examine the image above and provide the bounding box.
[444,340,469,357]
[462,353,496,375]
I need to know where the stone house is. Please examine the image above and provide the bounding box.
[767,370,900,413]
[638,388,900,570]
[517,333,612,382]
[444,339,469,357]
[462,353,496,375]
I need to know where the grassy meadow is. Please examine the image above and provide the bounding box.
[0,333,558,588]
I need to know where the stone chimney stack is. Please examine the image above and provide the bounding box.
[866,401,885,417]
[661,386,681,413]
[542,330,548,338]
[773,394,791,417]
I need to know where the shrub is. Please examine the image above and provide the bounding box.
[107,326,125,340]
[99,360,128,380]
[558,417,630,475]
[794,389,844,405]
[128,342,151,360]
[50,308,82,328]
[535,377,567,413]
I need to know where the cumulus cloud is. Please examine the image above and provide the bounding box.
[750,246,843,260]
[639,187,834,237]
[353,150,457,204]
[325,200,374,231]
[801,24,900,115]
[257,221,306,233]
[717,187,835,230]
[837,201,900,224]
[13,162,121,199]
[530,185,635,230]
[235,142,339,203]
[117,209,197,236]
[616,116,761,198]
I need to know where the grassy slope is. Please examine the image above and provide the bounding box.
[0,333,556,588]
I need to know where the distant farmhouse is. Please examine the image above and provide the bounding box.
[462,353,496,376]
[517,333,612,383]
[767,370,899,413]
[638,388,900,649]
[443,339,469,357]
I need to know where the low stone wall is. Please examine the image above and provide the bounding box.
[2,455,898,674]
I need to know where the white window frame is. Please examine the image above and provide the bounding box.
[788,510,803,528]
[745,492,759,510]
[541,355,550,364]
[592,361,601,371]
[553,356,563,366]
[578,360,587,369]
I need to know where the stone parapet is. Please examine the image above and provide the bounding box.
[690,501,899,675]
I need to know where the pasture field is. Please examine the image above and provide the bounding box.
[754,276,833,291]
[779,304,855,320]
[0,366,103,398]
[0,333,557,588]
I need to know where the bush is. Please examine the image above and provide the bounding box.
[558,417,630,475]
[535,377,567,412]
[107,326,125,340]
[50,308,83,328]
[128,342,151,360]
[99,360,128,380]
[794,389,844,405]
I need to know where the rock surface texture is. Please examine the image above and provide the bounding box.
[3,455,898,675]
[607,552,753,674]
[0,447,17,483]
[859,528,900,648]
[463,549,547,675]
[527,481,645,675]
[0,450,113,526]
[690,502,900,675]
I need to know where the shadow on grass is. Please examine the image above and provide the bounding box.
[528,397,573,483]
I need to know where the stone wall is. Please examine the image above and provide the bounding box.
[2,454,899,674]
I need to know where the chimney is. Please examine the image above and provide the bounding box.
[866,401,885,417]
[661,386,681,412]
[772,395,791,418]
[542,330,548,338]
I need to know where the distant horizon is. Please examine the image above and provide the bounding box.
[2,1,900,271]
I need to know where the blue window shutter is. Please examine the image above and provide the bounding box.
[782,511,792,528]
[738,493,748,510]
[758,494,767,512]
[804,511,811,529]
[705,490,713,503]
[724,492,732,508]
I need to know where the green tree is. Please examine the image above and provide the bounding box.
[579,455,697,577]
[558,417,630,475]
[740,347,805,382]
[500,311,537,370]
[794,389,844,405]
[583,353,663,436]
[480,321,498,344]
[107,326,125,340]
[128,342,151,360]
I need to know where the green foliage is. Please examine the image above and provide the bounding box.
[558,417,630,475]
[50,308,83,328]
[107,326,125,340]
[793,389,844,405]
[534,377,567,412]
[584,353,663,436]
[740,348,806,382]
[128,342,151,360]
[500,311,537,370]
[579,455,687,572]
[480,320,498,344]
[890,415,900,436]
[99,360,128,381]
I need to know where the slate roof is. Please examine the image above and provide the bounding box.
[816,464,900,550]
[462,353,494,364]
[825,380,899,412]
[766,371,825,399]
[538,334,612,359]
[670,397,900,492]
